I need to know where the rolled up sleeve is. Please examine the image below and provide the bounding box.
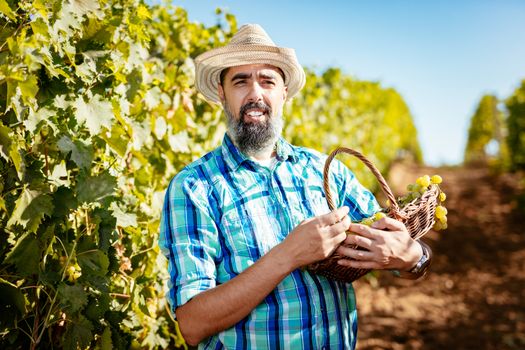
[159,169,221,314]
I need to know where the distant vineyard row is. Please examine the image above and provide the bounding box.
[464,82,525,170]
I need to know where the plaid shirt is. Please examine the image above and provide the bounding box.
[159,134,380,349]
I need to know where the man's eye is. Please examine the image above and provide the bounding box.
[234,80,246,86]
[263,80,275,85]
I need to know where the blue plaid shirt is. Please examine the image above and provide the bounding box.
[159,134,380,349]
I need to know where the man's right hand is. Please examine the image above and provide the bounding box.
[281,206,351,269]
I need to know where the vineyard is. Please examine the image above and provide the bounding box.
[0,1,524,349]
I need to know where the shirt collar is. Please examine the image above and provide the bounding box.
[221,133,299,171]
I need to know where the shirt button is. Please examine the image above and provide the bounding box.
[321,346,327,350]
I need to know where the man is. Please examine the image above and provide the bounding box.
[159,24,432,349]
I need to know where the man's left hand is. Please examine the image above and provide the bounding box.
[335,217,422,271]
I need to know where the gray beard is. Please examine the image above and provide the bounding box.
[224,100,283,158]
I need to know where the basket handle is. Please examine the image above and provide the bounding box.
[323,147,404,220]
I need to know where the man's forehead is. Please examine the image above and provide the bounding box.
[225,64,283,78]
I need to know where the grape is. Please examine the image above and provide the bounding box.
[435,205,447,219]
[431,175,443,184]
[374,212,386,221]
[416,175,431,188]
[361,218,374,226]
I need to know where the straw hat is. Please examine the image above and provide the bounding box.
[194,24,306,104]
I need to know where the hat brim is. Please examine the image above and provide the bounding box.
[195,45,306,104]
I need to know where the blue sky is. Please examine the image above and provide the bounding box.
[168,0,525,165]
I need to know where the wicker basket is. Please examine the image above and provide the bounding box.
[307,147,440,283]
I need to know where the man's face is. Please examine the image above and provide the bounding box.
[218,64,288,156]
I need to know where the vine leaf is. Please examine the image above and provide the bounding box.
[77,250,109,277]
[57,283,88,313]
[76,172,116,204]
[110,202,137,228]
[0,278,27,328]
[0,123,12,160]
[57,136,93,170]
[0,0,16,21]
[4,232,40,277]
[73,94,114,135]
[7,187,54,233]
[63,315,93,350]
[24,107,55,134]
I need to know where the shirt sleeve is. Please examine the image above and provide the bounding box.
[159,169,221,315]
[331,159,381,220]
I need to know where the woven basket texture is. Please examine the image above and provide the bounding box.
[308,147,440,283]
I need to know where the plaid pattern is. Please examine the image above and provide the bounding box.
[159,134,380,349]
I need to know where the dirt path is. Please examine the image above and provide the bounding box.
[354,164,525,350]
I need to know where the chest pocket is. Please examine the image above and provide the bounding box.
[303,180,333,217]
[219,202,282,272]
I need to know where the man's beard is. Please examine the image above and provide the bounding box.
[224,100,283,157]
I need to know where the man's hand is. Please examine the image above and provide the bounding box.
[335,217,422,271]
[281,206,351,269]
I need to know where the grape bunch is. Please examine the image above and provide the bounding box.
[356,174,448,232]
[399,174,448,231]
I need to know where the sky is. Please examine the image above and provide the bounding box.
[166,0,525,166]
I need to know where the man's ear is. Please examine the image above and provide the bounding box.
[218,83,225,103]
[283,86,288,101]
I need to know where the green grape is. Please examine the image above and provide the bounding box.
[431,175,443,184]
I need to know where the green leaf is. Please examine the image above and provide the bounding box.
[73,94,114,135]
[57,283,88,313]
[9,145,24,180]
[49,160,70,187]
[77,250,109,277]
[52,186,78,218]
[85,293,110,322]
[4,232,40,276]
[101,326,113,350]
[77,172,116,204]
[63,315,93,350]
[0,122,12,160]
[7,187,54,233]
[68,0,102,19]
[57,136,93,170]
[168,130,191,153]
[0,0,16,21]
[24,107,55,134]
[144,86,161,110]
[101,124,129,157]
[109,202,137,228]
[0,278,27,329]
[19,75,39,103]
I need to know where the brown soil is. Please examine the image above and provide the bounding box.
[354,164,525,350]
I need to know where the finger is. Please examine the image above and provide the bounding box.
[348,223,378,239]
[318,206,349,226]
[336,245,374,260]
[331,231,349,246]
[370,217,406,231]
[342,232,374,250]
[327,215,351,236]
[337,258,381,270]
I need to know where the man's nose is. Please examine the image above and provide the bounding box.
[246,82,264,102]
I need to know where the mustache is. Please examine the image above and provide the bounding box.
[239,102,271,118]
